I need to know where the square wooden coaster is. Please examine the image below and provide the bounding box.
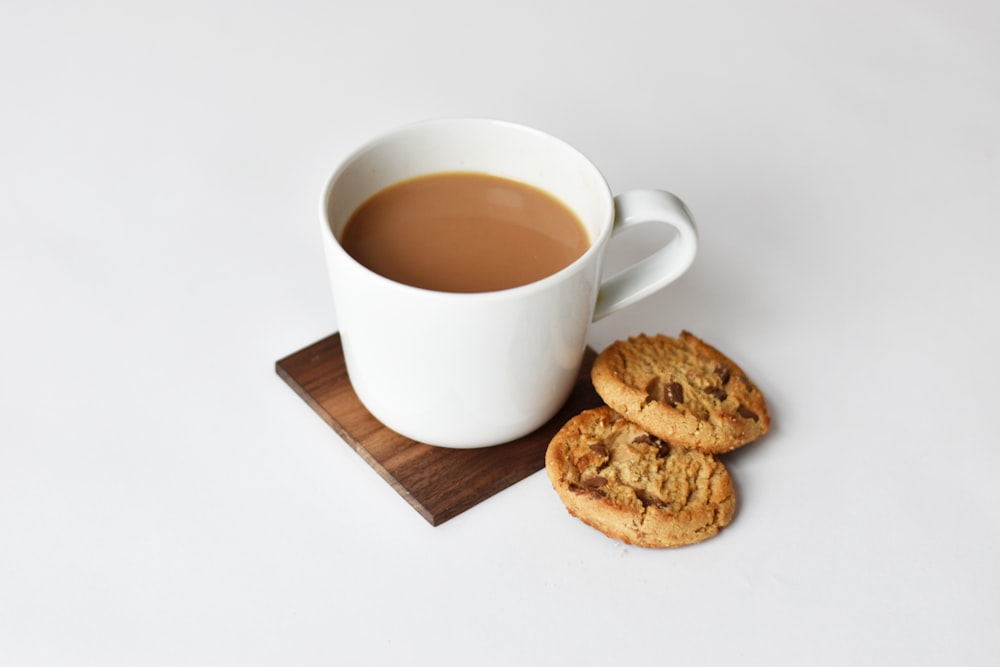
[275,333,602,525]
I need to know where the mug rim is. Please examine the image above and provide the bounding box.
[321,117,616,301]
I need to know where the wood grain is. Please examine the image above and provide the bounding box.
[275,333,602,525]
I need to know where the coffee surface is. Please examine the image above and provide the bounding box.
[340,172,589,293]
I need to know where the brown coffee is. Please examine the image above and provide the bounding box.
[340,172,589,293]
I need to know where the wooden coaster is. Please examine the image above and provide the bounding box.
[275,333,602,525]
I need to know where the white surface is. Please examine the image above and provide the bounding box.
[1,1,997,665]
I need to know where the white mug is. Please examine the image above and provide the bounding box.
[322,118,697,448]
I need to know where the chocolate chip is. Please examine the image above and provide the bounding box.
[636,490,668,509]
[584,476,608,488]
[633,433,668,451]
[588,444,609,458]
[705,387,728,401]
[737,405,759,421]
[665,382,684,407]
[714,365,731,384]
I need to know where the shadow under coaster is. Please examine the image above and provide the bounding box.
[275,333,602,525]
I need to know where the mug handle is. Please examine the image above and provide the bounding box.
[592,189,699,321]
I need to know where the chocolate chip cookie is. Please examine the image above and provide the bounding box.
[545,406,736,548]
[590,331,769,453]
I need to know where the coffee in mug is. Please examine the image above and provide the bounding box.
[340,172,589,293]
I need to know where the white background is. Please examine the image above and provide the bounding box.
[2,1,998,665]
